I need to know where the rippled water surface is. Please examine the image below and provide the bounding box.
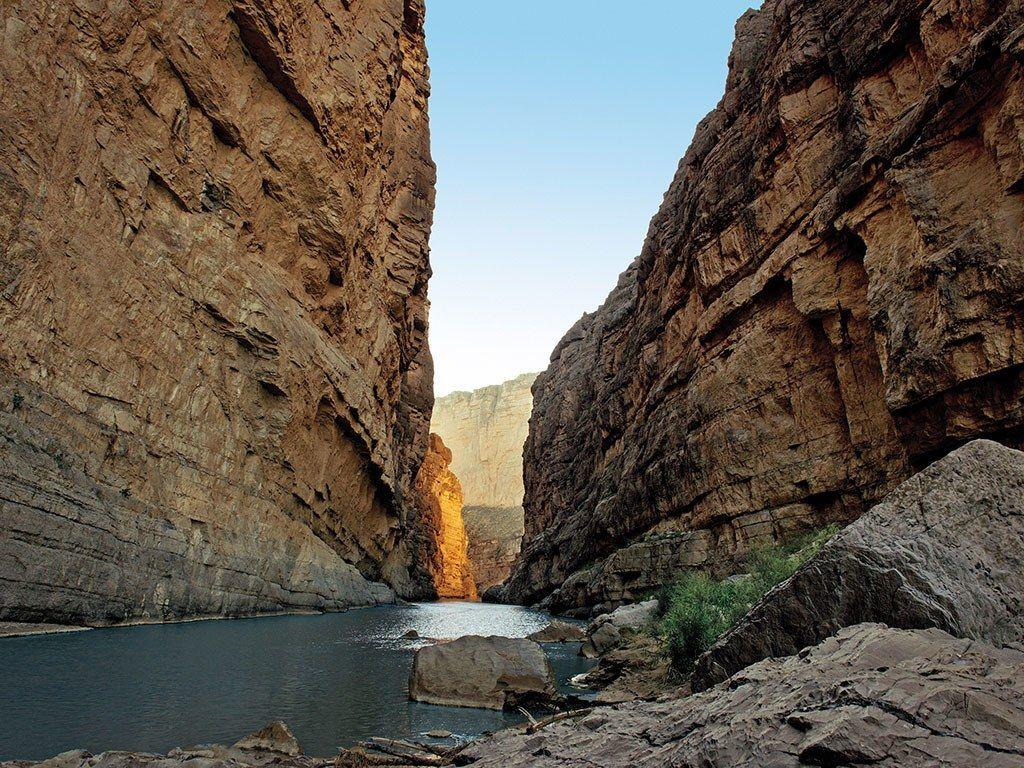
[0,602,595,760]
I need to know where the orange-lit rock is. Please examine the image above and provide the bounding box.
[413,435,478,600]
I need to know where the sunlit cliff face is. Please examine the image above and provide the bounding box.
[414,435,478,600]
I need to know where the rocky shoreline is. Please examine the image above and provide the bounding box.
[10,439,1023,766]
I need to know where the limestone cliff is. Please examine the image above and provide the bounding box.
[411,434,477,600]
[0,0,436,624]
[432,374,534,591]
[506,0,1024,611]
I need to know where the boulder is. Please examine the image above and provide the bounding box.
[408,635,556,710]
[462,624,1024,767]
[528,620,585,643]
[692,439,1024,691]
[233,721,301,757]
[581,600,658,657]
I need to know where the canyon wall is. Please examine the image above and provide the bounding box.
[506,0,1024,612]
[411,434,477,600]
[0,0,436,624]
[432,374,534,592]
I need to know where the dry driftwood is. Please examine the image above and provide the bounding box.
[355,738,448,766]
[525,707,596,734]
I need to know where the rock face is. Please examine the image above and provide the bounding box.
[691,439,1024,691]
[432,374,534,591]
[411,434,477,600]
[0,0,436,624]
[462,624,1024,767]
[233,722,301,757]
[508,0,1024,610]
[527,620,585,643]
[408,635,556,710]
[464,507,525,596]
[580,600,659,658]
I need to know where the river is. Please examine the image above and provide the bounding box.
[0,602,595,760]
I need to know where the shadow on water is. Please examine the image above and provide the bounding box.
[0,601,596,760]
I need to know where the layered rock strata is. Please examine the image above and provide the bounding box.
[462,624,1024,767]
[463,507,524,595]
[508,0,1024,609]
[692,438,1024,690]
[410,434,477,600]
[0,0,435,624]
[432,374,534,591]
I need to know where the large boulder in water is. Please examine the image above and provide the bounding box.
[408,635,556,710]
[461,624,1024,767]
[692,439,1024,691]
[528,620,585,643]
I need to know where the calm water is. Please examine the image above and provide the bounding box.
[0,602,595,760]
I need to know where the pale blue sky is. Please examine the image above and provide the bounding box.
[426,1,760,395]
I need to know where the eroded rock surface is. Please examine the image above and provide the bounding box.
[432,375,534,591]
[233,722,301,757]
[580,600,659,658]
[507,0,1024,610]
[465,507,525,596]
[0,0,435,623]
[408,635,556,710]
[527,620,585,643]
[692,439,1024,691]
[410,434,477,600]
[462,624,1024,767]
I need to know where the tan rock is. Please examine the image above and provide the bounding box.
[410,434,477,600]
[432,374,536,509]
[432,374,535,592]
[462,624,1024,767]
[0,0,435,623]
[692,439,1024,691]
[233,721,301,757]
[507,0,1024,609]
[408,635,556,710]
[527,620,585,643]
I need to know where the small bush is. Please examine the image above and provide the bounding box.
[658,525,838,671]
[12,393,23,410]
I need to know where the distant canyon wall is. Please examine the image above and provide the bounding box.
[411,434,477,600]
[432,374,534,592]
[505,0,1024,613]
[0,0,436,624]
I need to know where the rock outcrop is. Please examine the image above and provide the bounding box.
[691,439,1024,691]
[527,620,585,643]
[507,0,1024,610]
[464,507,525,596]
[233,722,301,757]
[411,434,477,600]
[432,374,534,592]
[580,600,659,658]
[462,624,1024,767]
[0,0,436,624]
[408,635,556,710]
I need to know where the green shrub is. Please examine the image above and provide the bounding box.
[658,525,839,672]
[11,393,23,411]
